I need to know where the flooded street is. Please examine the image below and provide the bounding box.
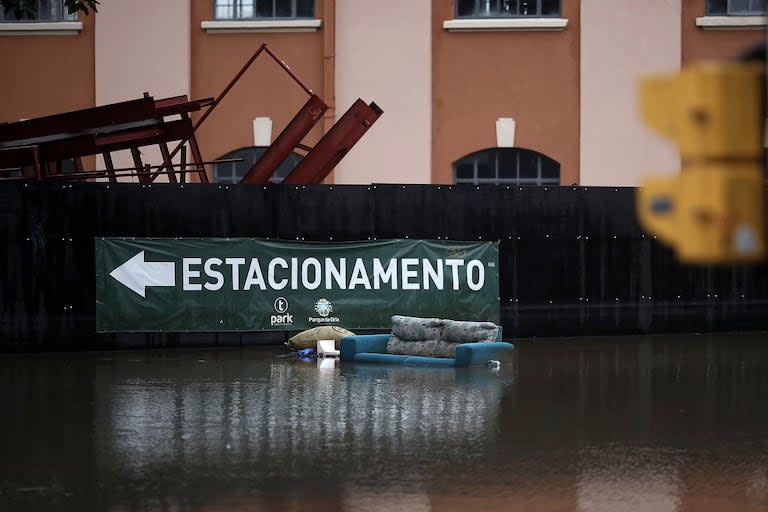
[2,333,768,511]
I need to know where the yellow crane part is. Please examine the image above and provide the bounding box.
[636,62,765,264]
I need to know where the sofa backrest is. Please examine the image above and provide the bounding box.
[385,315,500,358]
[390,315,443,341]
[441,319,499,343]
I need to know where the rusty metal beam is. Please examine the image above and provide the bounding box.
[157,142,178,183]
[0,98,156,143]
[0,120,195,169]
[27,158,241,182]
[282,100,383,185]
[130,148,146,183]
[180,146,187,184]
[160,44,316,178]
[240,94,327,184]
[102,152,116,182]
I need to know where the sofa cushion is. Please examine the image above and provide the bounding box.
[441,319,498,343]
[386,336,458,358]
[390,315,443,341]
[287,325,356,351]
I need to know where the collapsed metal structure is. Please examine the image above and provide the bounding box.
[0,43,382,185]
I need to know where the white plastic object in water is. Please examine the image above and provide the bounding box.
[317,339,340,358]
[317,357,336,369]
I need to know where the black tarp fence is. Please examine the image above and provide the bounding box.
[2,181,768,350]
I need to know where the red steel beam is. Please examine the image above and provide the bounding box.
[239,94,327,184]
[161,44,315,176]
[0,98,156,143]
[282,99,383,185]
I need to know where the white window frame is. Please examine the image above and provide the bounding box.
[698,0,767,29]
[455,0,561,18]
[204,0,320,33]
[445,0,566,32]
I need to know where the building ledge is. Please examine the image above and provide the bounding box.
[443,18,568,32]
[695,15,767,30]
[0,21,82,36]
[201,19,322,33]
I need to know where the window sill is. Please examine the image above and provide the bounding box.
[201,19,322,33]
[443,18,568,32]
[0,21,82,36]
[695,15,767,29]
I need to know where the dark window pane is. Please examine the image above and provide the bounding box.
[455,162,474,181]
[728,0,750,13]
[477,161,492,179]
[276,0,291,17]
[39,0,60,21]
[256,0,274,18]
[296,0,314,17]
[457,0,476,17]
[750,0,766,14]
[706,0,728,14]
[541,0,560,16]
[518,150,538,179]
[540,158,560,180]
[519,0,534,16]
[497,149,517,180]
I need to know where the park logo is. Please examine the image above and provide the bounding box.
[309,298,340,324]
[270,296,293,327]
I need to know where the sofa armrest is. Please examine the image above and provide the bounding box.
[454,341,515,367]
[340,334,390,360]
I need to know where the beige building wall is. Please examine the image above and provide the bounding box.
[95,0,191,176]
[580,1,682,187]
[334,0,432,184]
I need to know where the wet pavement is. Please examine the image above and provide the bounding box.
[1,332,767,511]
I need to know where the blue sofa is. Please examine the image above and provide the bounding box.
[340,316,515,367]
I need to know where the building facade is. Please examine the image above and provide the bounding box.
[1,0,764,186]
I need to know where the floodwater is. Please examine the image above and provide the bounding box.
[1,333,768,512]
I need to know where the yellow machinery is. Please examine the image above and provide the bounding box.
[637,61,765,264]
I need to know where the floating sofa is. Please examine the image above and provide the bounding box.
[340,315,515,367]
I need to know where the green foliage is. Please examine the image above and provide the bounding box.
[1,0,99,20]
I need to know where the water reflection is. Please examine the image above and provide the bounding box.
[1,335,768,511]
[577,444,682,512]
[99,359,509,478]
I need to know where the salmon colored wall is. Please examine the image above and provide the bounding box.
[190,0,326,175]
[580,0,681,187]
[334,0,432,185]
[681,0,765,64]
[0,14,95,122]
[431,0,580,185]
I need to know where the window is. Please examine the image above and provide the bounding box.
[456,0,560,18]
[1,0,76,21]
[706,0,766,15]
[214,0,314,19]
[213,146,303,184]
[453,147,559,186]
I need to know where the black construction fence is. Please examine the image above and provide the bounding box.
[2,181,768,350]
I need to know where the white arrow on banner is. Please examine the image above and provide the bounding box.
[109,251,176,298]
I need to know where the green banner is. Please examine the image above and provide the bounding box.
[95,238,499,332]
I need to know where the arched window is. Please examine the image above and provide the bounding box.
[213,146,303,184]
[453,147,559,186]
